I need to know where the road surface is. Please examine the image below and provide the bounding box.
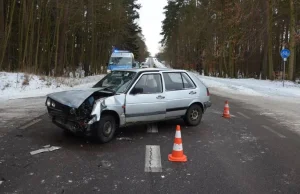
[1,94,300,194]
[145,58,166,68]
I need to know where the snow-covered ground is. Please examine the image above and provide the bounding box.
[196,74,300,134]
[0,72,105,101]
[198,75,300,99]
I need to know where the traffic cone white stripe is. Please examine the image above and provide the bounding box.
[175,131,181,138]
[172,143,183,151]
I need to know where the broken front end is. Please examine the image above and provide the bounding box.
[46,91,112,136]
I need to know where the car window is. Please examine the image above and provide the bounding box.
[132,74,163,94]
[93,71,136,93]
[163,73,184,91]
[182,73,195,88]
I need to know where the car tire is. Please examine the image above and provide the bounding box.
[96,114,116,143]
[184,104,203,126]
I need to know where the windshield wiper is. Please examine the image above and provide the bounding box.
[102,87,116,94]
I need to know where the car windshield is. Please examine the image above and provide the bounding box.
[109,57,133,66]
[93,71,136,93]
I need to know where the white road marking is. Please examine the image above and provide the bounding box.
[262,125,286,138]
[19,119,42,130]
[237,112,251,119]
[146,124,158,133]
[145,145,162,172]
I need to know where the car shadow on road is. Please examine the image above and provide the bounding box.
[23,117,205,153]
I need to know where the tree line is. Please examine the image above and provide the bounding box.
[0,0,149,76]
[159,0,300,80]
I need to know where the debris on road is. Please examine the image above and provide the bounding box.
[98,160,112,169]
[116,137,133,141]
[30,145,61,155]
[23,163,31,168]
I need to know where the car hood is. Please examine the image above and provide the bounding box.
[47,88,105,108]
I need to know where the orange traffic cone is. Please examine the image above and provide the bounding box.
[222,101,231,118]
[168,125,187,162]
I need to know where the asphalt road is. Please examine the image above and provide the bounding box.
[1,94,300,194]
[145,57,155,68]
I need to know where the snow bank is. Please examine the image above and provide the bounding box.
[194,74,300,134]
[197,75,300,98]
[0,72,105,101]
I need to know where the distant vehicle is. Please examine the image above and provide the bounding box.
[107,50,137,73]
[140,63,149,68]
[45,68,211,143]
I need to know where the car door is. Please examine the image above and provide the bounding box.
[125,73,166,123]
[163,72,197,118]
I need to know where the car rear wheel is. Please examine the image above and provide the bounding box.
[96,114,116,143]
[184,104,203,126]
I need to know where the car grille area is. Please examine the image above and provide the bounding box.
[47,99,86,133]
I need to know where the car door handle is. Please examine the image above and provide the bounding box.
[156,95,165,99]
[189,91,197,95]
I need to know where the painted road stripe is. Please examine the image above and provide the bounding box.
[19,119,42,130]
[262,125,286,138]
[147,124,158,133]
[145,145,162,172]
[237,112,251,119]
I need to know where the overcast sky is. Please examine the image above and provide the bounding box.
[137,0,168,56]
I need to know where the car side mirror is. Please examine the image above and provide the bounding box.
[132,62,137,68]
[131,87,143,95]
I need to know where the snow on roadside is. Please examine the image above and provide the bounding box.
[0,72,105,101]
[196,75,300,99]
[194,73,300,134]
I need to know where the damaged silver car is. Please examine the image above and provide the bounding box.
[46,68,211,143]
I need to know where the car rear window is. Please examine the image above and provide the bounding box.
[163,72,195,91]
[182,73,195,88]
[163,73,184,91]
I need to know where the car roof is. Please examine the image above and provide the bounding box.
[113,68,187,73]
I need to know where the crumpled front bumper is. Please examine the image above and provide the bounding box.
[50,115,97,136]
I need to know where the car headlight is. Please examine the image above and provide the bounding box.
[46,99,51,106]
[51,102,56,108]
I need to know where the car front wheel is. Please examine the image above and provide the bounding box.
[184,104,203,126]
[96,114,116,143]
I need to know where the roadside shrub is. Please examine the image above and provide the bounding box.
[39,76,46,81]
[22,74,30,86]
[1,83,10,91]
